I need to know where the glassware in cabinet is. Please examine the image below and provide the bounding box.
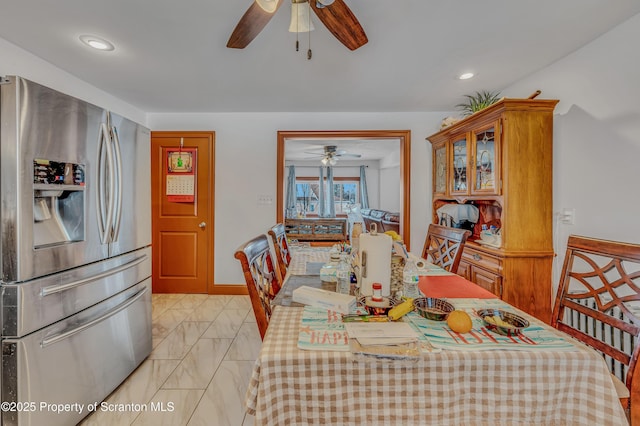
[471,122,500,195]
[433,142,447,196]
[451,136,469,195]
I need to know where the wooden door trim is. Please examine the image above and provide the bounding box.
[151,131,216,294]
[276,130,411,249]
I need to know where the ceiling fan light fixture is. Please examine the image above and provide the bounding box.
[255,0,279,13]
[289,1,315,33]
[315,0,335,7]
[320,155,337,166]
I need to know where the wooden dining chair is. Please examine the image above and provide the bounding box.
[234,234,283,340]
[551,235,640,423]
[268,223,291,283]
[421,223,471,274]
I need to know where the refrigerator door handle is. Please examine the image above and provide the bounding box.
[97,122,115,244]
[40,254,148,297]
[40,285,148,348]
[110,124,124,242]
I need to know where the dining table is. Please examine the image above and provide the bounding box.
[245,245,628,425]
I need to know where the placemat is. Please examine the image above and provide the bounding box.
[305,261,325,275]
[297,306,438,354]
[297,306,350,351]
[419,275,497,299]
[405,299,577,352]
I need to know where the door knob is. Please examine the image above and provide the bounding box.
[198,222,206,229]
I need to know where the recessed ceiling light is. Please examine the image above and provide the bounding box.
[79,35,115,51]
[459,72,474,80]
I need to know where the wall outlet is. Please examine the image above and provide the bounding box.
[257,194,273,205]
[560,208,575,225]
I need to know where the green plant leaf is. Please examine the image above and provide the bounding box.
[455,90,501,116]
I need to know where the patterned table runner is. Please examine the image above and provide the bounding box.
[405,298,577,351]
[297,300,577,353]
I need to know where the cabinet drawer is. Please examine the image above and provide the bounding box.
[472,268,502,298]
[462,247,502,274]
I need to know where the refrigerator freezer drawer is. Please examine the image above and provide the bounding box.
[1,279,151,426]
[2,247,151,338]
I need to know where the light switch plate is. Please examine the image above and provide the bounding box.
[560,208,575,225]
[257,194,273,205]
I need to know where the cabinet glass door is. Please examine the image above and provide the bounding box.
[472,124,500,195]
[433,144,447,196]
[451,137,468,195]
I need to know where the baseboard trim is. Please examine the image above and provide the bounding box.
[208,284,248,295]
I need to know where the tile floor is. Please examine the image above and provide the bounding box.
[80,293,262,426]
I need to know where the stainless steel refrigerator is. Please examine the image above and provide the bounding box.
[0,76,152,425]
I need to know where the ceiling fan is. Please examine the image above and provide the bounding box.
[304,145,362,165]
[226,0,368,51]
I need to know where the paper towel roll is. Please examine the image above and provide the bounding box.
[359,231,392,296]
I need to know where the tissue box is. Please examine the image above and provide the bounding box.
[292,286,356,314]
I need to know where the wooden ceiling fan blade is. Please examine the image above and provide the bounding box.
[310,0,368,51]
[227,1,283,49]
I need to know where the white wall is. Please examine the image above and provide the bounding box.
[147,113,443,285]
[503,13,640,294]
[379,166,401,212]
[0,37,146,124]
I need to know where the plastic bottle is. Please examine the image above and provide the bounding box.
[336,254,351,295]
[402,259,420,298]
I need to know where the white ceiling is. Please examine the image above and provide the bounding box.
[1,1,639,113]
[285,139,398,161]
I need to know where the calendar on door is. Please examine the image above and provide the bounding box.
[166,148,196,202]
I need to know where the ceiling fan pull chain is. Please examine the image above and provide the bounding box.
[295,1,300,51]
[307,0,312,59]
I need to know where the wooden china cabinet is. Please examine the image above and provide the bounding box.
[427,98,558,322]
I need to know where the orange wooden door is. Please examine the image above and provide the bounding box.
[151,131,215,293]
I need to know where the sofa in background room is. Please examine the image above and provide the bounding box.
[360,208,400,234]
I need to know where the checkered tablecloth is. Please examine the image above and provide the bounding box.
[287,247,332,275]
[245,306,628,426]
[287,247,449,277]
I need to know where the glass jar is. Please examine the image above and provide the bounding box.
[390,255,405,298]
[372,282,383,303]
[320,253,341,283]
[336,254,351,295]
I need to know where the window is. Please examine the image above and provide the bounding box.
[333,181,358,215]
[295,177,359,216]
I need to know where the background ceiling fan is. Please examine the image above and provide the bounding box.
[304,145,362,165]
[227,0,368,51]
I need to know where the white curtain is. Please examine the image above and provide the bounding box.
[326,166,335,217]
[317,166,336,217]
[318,166,325,217]
[359,165,369,209]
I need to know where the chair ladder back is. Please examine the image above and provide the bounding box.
[234,234,282,340]
[268,223,291,283]
[551,235,640,417]
[422,223,471,273]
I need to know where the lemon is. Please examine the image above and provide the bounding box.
[447,310,473,333]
